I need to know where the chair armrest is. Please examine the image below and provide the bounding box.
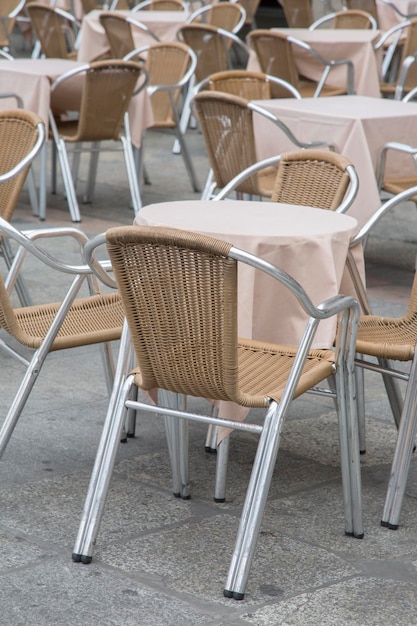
[287,36,355,95]
[212,155,282,200]
[248,101,335,150]
[126,17,161,41]
[395,53,417,100]
[379,0,417,18]
[85,233,119,289]
[376,141,417,188]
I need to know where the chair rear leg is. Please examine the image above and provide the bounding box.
[56,137,82,222]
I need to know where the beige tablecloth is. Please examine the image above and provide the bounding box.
[252,95,417,232]
[247,28,383,97]
[376,0,417,30]
[77,9,189,61]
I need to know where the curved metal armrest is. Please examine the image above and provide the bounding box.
[403,84,417,101]
[309,12,337,30]
[212,155,282,200]
[54,6,82,29]
[85,233,118,289]
[374,20,410,49]
[7,0,26,19]
[395,53,417,99]
[350,184,417,248]
[0,121,45,183]
[287,36,355,95]
[248,101,334,150]
[376,141,417,187]
[216,27,252,56]
[49,63,90,92]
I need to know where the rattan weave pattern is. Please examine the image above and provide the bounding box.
[271,149,351,210]
[107,225,335,408]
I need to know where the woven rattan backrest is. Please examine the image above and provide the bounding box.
[106,225,246,402]
[198,3,244,31]
[345,0,378,21]
[141,42,191,125]
[0,0,22,47]
[0,109,43,222]
[178,24,229,84]
[148,0,185,8]
[193,90,260,193]
[332,10,375,29]
[99,13,136,59]
[27,3,77,59]
[271,149,352,209]
[280,0,313,27]
[248,30,300,90]
[74,60,142,141]
[207,70,271,99]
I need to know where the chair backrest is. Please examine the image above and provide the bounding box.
[193,90,263,195]
[132,0,186,9]
[26,3,78,59]
[106,225,243,402]
[99,13,136,58]
[0,109,45,222]
[311,9,377,29]
[271,149,354,211]
[134,42,194,125]
[177,24,232,83]
[248,30,300,90]
[56,60,145,142]
[398,19,417,90]
[203,69,301,100]
[187,3,246,33]
[0,0,26,48]
[344,0,378,21]
[280,0,313,27]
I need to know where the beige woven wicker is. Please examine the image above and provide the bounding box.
[26,3,79,59]
[72,224,362,600]
[248,29,349,98]
[345,0,378,22]
[204,68,301,100]
[280,0,313,28]
[187,3,246,33]
[271,149,354,210]
[100,12,159,60]
[0,0,26,49]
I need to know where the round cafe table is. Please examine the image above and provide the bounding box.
[134,199,358,350]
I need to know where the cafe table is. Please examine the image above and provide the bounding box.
[0,58,153,218]
[247,28,383,97]
[77,9,190,62]
[251,95,417,232]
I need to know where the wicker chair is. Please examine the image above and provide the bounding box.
[0,0,26,52]
[131,0,187,10]
[310,9,378,30]
[375,136,417,202]
[0,214,125,471]
[192,90,332,200]
[0,109,45,306]
[99,12,160,59]
[123,41,200,192]
[26,3,80,59]
[344,0,378,23]
[248,29,354,98]
[199,68,302,100]
[375,20,417,96]
[213,148,359,214]
[48,59,148,222]
[186,3,246,34]
[345,184,417,531]
[280,0,313,28]
[72,224,362,601]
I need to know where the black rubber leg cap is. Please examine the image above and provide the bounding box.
[181,494,191,500]
[381,519,398,530]
[213,497,225,503]
[223,589,233,598]
[126,433,135,438]
[173,492,181,498]
[204,446,217,454]
[360,449,366,455]
[72,553,81,563]
[81,555,93,564]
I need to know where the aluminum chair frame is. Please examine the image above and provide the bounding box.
[193,90,334,200]
[0,0,27,52]
[48,59,147,222]
[375,19,417,85]
[248,29,355,97]
[376,135,417,200]
[72,224,362,601]
[131,0,187,9]
[345,184,417,531]
[124,42,200,192]
[26,3,80,60]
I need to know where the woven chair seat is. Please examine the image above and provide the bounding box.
[356,316,417,361]
[381,177,417,201]
[12,292,124,351]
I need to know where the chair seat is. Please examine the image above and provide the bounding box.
[357,316,417,361]
[133,336,335,408]
[382,177,417,201]
[14,292,124,350]
[298,79,347,97]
